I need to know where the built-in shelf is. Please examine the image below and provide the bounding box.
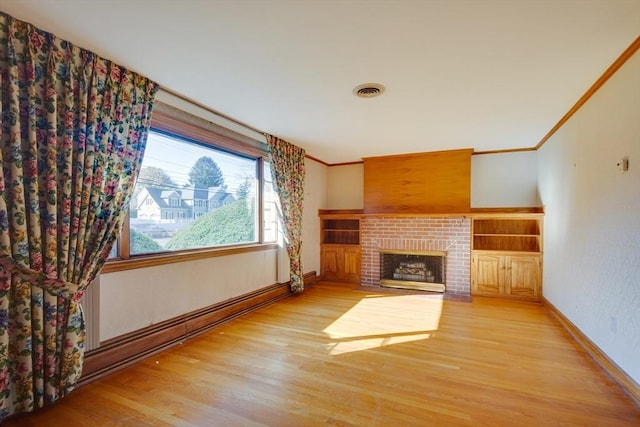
[472,217,541,252]
[319,210,362,283]
[321,219,361,245]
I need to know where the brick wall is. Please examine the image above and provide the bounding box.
[361,216,471,295]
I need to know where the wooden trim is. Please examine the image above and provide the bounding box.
[472,147,537,156]
[337,210,543,218]
[103,243,278,274]
[304,153,367,168]
[318,209,364,217]
[81,272,318,385]
[364,212,474,218]
[362,212,472,218]
[118,211,131,259]
[151,110,267,158]
[158,87,266,138]
[305,157,364,167]
[543,297,640,407]
[257,157,265,243]
[305,154,330,166]
[535,36,640,150]
[362,147,474,161]
[327,160,364,167]
[470,207,544,214]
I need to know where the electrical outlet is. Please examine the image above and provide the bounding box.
[616,157,629,172]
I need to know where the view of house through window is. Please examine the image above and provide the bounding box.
[129,130,260,255]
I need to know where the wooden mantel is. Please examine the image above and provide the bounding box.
[319,207,544,218]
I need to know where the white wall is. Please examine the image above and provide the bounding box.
[100,250,277,341]
[471,151,540,207]
[538,51,640,383]
[302,158,328,275]
[325,154,540,210]
[327,164,364,209]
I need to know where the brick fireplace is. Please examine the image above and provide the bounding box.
[361,216,471,296]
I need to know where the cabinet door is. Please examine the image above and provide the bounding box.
[321,246,341,281]
[506,255,541,299]
[472,253,504,295]
[341,246,361,284]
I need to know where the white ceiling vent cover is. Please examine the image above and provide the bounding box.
[353,83,385,98]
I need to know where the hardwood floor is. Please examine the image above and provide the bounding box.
[6,282,639,426]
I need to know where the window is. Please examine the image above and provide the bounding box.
[108,109,278,268]
[263,162,278,243]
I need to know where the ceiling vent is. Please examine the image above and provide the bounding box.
[353,83,385,98]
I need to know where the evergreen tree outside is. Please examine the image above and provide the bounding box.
[188,156,225,188]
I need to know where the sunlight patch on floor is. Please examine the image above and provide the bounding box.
[323,294,443,355]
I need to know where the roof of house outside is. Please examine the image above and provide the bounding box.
[142,186,235,209]
[145,187,190,210]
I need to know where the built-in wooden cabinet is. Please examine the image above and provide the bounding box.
[319,210,362,284]
[472,252,541,300]
[320,245,361,283]
[471,215,543,301]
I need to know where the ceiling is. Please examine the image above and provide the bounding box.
[1,1,638,164]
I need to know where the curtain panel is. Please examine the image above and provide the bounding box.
[0,13,158,419]
[266,135,305,292]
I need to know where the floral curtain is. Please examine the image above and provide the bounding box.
[266,135,306,292]
[0,13,158,420]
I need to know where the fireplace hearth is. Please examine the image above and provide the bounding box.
[380,250,446,292]
[360,216,470,295]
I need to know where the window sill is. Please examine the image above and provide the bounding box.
[102,243,279,274]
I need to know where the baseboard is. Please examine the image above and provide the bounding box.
[81,271,318,385]
[543,297,640,407]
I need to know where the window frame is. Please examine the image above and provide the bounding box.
[103,110,277,274]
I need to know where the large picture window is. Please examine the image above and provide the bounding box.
[106,108,277,270]
[130,130,259,255]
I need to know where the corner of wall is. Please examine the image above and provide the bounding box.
[536,50,640,384]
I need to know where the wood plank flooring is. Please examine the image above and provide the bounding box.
[6,281,639,426]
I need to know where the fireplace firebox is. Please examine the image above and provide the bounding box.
[380,250,446,292]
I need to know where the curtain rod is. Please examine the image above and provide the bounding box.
[159,87,267,137]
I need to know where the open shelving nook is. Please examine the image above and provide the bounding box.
[472,216,542,252]
[321,219,360,245]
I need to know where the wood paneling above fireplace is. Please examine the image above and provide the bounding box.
[363,148,472,214]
